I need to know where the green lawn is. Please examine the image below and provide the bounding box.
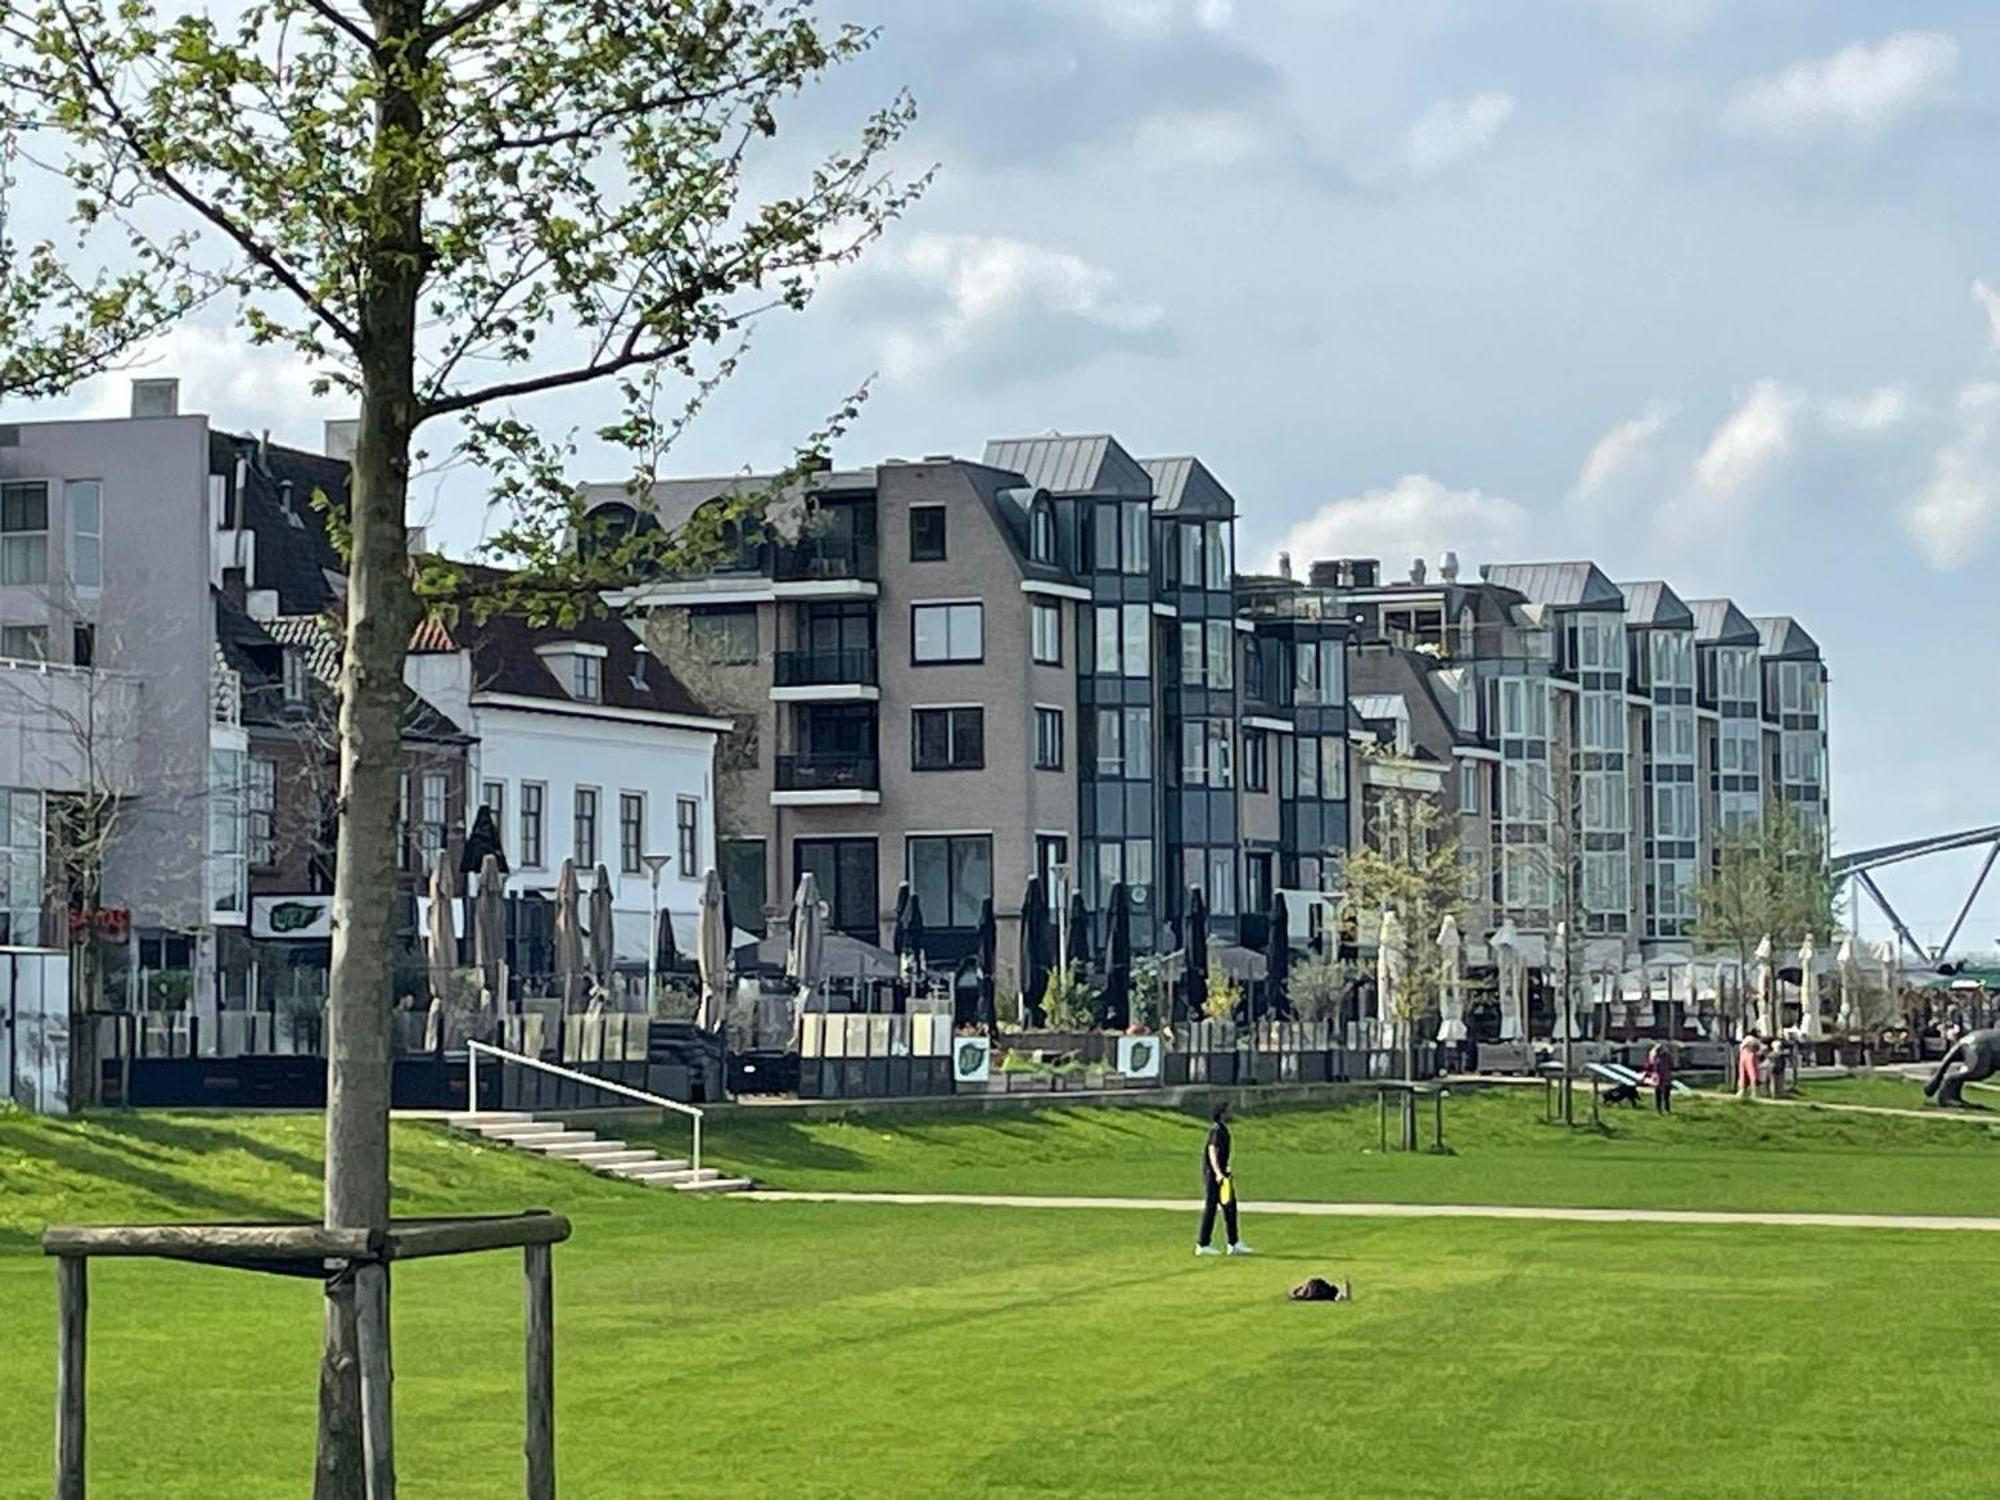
[5,1095,1999,1498]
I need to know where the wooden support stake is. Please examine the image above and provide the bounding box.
[354,1263,396,1500]
[56,1255,87,1500]
[524,1243,555,1500]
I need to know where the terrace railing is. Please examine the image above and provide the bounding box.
[467,1039,704,1177]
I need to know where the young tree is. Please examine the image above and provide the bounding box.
[2,5,922,1491]
[1694,800,1838,1032]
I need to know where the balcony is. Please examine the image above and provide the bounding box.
[772,753,881,807]
[771,647,879,702]
[771,537,879,599]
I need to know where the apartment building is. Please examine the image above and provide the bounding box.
[590,433,1353,973]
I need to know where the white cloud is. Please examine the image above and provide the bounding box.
[1725,32,1958,139]
[1821,384,1915,435]
[1973,279,2000,352]
[1400,92,1517,179]
[1067,0,1233,34]
[1903,382,2000,570]
[1572,398,1677,503]
[1269,474,1529,577]
[1130,109,1263,170]
[842,233,1169,385]
[1691,379,1806,502]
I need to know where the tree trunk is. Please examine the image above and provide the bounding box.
[67,932,103,1111]
[315,10,426,1490]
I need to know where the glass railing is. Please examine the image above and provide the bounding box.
[774,754,880,792]
[773,648,878,687]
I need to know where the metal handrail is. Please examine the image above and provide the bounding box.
[467,1039,703,1177]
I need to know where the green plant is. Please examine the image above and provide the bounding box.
[1129,955,1167,1031]
[1039,964,1099,1031]
[1287,950,1348,1022]
[1202,973,1243,1025]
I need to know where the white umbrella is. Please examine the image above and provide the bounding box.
[1494,921,1525,1041]
[1436,915,1467,1043]
[1876,939,1899,1029]
[1836,936,1859,1033]
[786,871,827,1022]
[426,851,457,977]
[1796,933,1821,1041]
[1375,908,1405,1051]
[1753,934,1776,1035]
[474,852,506,1005]
[695,866,729,1033]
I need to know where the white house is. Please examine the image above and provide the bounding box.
[405,594,730,969]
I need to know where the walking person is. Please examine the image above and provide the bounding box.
[1736,1031,1764,1098]
[1642,1041,1675,1114]
[1196,1102,1253,1257]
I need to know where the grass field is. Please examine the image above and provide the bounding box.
[4,1084,1997,1498]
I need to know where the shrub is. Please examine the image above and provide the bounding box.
[1287,950,1347,1022]
[1040,963,1099,1031]
[1202,972,1243,1025]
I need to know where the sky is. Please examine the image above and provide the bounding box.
[10,0,2000,952]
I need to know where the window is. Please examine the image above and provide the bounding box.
[912,602,982,664]
[1,625,48,661]
[1182,720,1207,786]
[1202,521,1231,591]
[1095,604,1149,678]
[1244,639,1267,701]
[676,795,699,876]
[620,791,645,874]
[1244,852,1273,917]
[1458,609,1477,659]
[908,833,992,928]
[1498,677,1550,739]
[1180,622,1203,686]
[281,648,310,706]
[1035,707,1064,770]
[1093,504,1120,573]
[248,757,276,866]
[1126,838,1154,904]
[573,787,598,868]
[0,788,42,944]
[419,773,447,863]
[1030,503,1055,564]
[1297,734,1319,798]
[1319,738,1344,799]
[1654,784,1698,840]
[1036,834,1069,903]
[1095,840,1123,905]
[909,505,947,562]
[482,780,506,836]
[71,623,93,668]
[1095,707,1124,776]
[1031,601,1062,665]
[1244,730,1269,792]
[1581,692,1625,751]
[687,607,758,665]
[571,653,602,703]
[66,480,102,589]
[1121,502,1151,575]
[519,783,545,867]
[913,707,984,771]
[1178,523,1202,588]
[1584,852,1628,912]
[1295,642,1321,705]
[1206,622,1233,690]
[1124,707,1153,779]
[206,747,247,916]
[1,482,48,585]
[1208,721,1235,788]
[797,837,879,938]
[1583,771,1628,832]
[1122,604,1148,678]
[1208,850,1236,916]
[1458,761,1480,811]
[720,838,767,933]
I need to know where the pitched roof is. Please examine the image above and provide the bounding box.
[263,611,470,743]
[1481,561,1624,608]
[212,432,350,615]
[1617,579,1693,629]
[1686,597,1760,647]
[1139,455,1236,517]
[981,434,1152,496]
[1753,614,1822,660]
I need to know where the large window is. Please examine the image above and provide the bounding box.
[1095,707,1124,776]
[797,837,878,938]
[1094,706,1152,778]
[1121,502,1151,576]
[1094,603,1150,677]
[1031,601,1062,665]
[0,482,48,586]
[1244,730,1269,792]
[1185,621,1232,688]
[1180,719,1235,787]
[1654,784,1699,840]
[206,748,247,917]
[519,782,546,868]
[1580,692,1625,751]
[913,707,984,771]
[1,625,48,661]
[1720,720,1760,775]
[419,772,447,864]
[248,757,276,867]
[0,788,41,944]
[1649,630,1693,689]
[1035,707,1064,770]
[909,505,947,562]
[677,796,699,876]
[908,833,991,928]
[912,602,982,664]
[687,607,758,664]
[1208,849,1236,916]
[1319,738,1345,799]
[1092,504,1120,572]
[1030,503,1055,564]
[1583,771,1628,832]
[573,786,599,868]
[1652,707,1696,764]
[66,480,102,589]
[481,780,506,836]
[620,791,645,875]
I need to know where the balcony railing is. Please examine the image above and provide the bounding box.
[212,667,242,727]
[772,536,878,582]
[773,647,878,688]
[774,753,880,793]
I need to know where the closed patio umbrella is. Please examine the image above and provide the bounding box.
[1754,934,1776,1035]
[786,871,826,1018]
[696,866,729,1033]
[474,852,506,1008]
[1493,922,1524,1042]
[459,803,508,879]
[974,896,997,1032]
[1067,889,1092,972]
[1019,875,1051,1028]
[655,905,681,975]
[891,880,912,981]
[1836,936,1859,1033]
[1376,908,1405,1052]
[1796,932,1821,1040]
[553,858,584,1011]
[426,850,458,978]
[589,863,616,1004]
[902,891,927,993]
[1265,892,1290,1023]
[1436,915,1466,1044]
[1103,882,1133,1030]
[1180,887,1208,1024]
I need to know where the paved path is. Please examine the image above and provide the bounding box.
[740,1190,2000,1234]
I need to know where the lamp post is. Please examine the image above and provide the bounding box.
[642,853,671,1012]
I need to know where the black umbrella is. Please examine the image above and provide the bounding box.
[1103,882,1132,1029]
[975,896,997,1033]
[459,803,508,878]
[1067,889,1091,972]
[1180,886,1209,1024]
[1019,875,1051,1028]
[1266,891,1291,1021]
[655,906,681,973]
[903,891,927,977]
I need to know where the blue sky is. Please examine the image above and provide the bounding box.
[12,0,2000,952]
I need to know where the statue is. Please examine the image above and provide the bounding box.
[1923,1027,2000,1107]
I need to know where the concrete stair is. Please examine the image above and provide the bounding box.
[445,1111,750,1195]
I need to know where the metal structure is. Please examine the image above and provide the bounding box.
[1831,825,2000,964]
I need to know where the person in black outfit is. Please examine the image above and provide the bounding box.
[1196,1102,1253,1256]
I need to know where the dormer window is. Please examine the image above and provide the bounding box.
[1030,501,1055,564]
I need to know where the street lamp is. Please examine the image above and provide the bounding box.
[641,853,671,1011]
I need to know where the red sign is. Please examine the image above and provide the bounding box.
[65,907,131,944]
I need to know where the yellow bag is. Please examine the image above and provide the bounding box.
[1218,1174,1234,1206]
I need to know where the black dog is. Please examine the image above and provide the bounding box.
[1601,1081,1641,1108]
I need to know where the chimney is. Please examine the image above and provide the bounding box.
[1277,551,1293,581]
[1410,558,1427,585]
[130,378,180,418]
[1309,557,1378,590]
[323,419,360,463]
[1440,550,1460,583]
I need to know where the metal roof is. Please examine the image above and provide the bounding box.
[1350,693,1409,723]
[1480,561,1624,608]
[1752,614,1822,660]
[1617,579,1693,629]
[1139,455,1236,517]
[981,434,1151,496]
[1686,597,1761,647]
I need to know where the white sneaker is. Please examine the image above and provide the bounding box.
[1195,1244,1221,1257]
[1227,1243,1254,1256]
